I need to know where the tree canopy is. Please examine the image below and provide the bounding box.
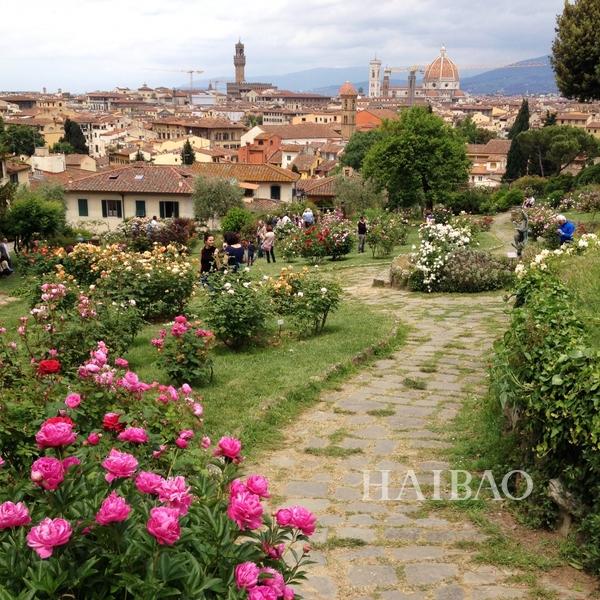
[362,107,470,209]
[552,0,600,101]
[504,99,531,182]
[340,129,384,171]
[180,140,195,165]
[333,174,386,216]
[455,116,496,144]
[192,175,243,224]
[0,117,45,156]
[60,119,88,154]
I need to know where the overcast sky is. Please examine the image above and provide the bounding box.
[0,0,564,92]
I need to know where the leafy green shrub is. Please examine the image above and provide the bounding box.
[268,267,342,335]
[544,173,574,197]
[491,187,525,212]
[436,248,514,292]
[512,175,547,197]
[202,271,272,348]
[365,213,407,257]
[221,207,256,237]
[443,188,494,214]
[576,164,600,187]
[152,316,215,385]
[430,204,453,224]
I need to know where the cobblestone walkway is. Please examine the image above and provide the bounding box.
[256,280,595,599]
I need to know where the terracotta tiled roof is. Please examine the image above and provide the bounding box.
[261,123,342,140]
[424,47,459,82]
[318,143,344,155]
[296,176,337,197]
[152,117,246,130]
[362,108,399,121]
[280,144,305,153]
[339,82,358,96]
[65,164,195,194]
[244,198,281,212]
[190,162,300,183]
[6,161,30,173]
[291,154,317,172]
[467,139,510,156]
[316,159,338,174]
[30,167,99,189]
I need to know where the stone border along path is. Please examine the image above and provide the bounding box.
[254,272,596,600]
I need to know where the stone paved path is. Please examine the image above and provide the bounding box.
[256,276,596,600]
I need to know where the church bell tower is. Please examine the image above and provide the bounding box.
[234,40,246,84]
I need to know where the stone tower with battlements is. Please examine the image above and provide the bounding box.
[234,40,246,85]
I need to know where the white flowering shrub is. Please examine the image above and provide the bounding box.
[408,223,473,292]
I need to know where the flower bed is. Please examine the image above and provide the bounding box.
[365,213,407,258]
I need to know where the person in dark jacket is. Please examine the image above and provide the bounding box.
[357,216,367,253]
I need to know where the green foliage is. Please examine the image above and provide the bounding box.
[576,164,600,186]
[517,125,599,177]
[152,316,214,385]
[504,100,530,182]
[362,107,470,209]
[5,194,65,250]
[552,0,600,101]
[490,187,524,212]
[508,99,530,140]
[365,212,407,257]
[512,176,547,197]
[340,129,384,171]
[220,207,255,235]
[50,141,76,154]
[455,116,496,144]
[268,267,342,336]
[442,188,494,214]
[543,111,557,127]
[180,140,195,165]
[333,174,385,216]
[0,118,45,156]
[201,271,272,348]
[60,118,88,154]
[0,181,16,224]
[193,176,243,224]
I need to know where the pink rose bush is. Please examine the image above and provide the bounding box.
[0,337,315,597]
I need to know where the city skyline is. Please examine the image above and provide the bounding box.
[1,0,564,92]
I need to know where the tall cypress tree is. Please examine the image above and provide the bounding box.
[61,118,88,154]
[504,99,530,182]
[180,140,195,165]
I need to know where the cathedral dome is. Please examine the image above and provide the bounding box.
[339,81,358,96]
[424,46,459,83]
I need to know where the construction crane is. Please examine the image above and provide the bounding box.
[382,61,548,107]
[144,68,205,102]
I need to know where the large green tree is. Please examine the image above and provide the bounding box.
[517,125,599,177]
[340,129,384,171]
[504,99,531,182]
[552,0,600,101]
[180,140,195,165]
[333,174,386,215]
[455,116,496,144]
[0,118,44,156]
[60,118,88,154]
[362,107,470,209]
[192,175,243,224]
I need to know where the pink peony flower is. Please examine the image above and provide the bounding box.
[246,475,269,498]
[179,429,194,441]
[135,471,164,495]
[180,383,192,395]
[146,507,180,545]
[262,542,285,559]
[214,436,242,463]
[0,455,5,467]
[95,491,132,525]
[192,403,204,417]
[115,357,129,368]
[151,338,164,349]
[275,506,316,536]
[201,436,211,449]
[230,479,247,496]
[248,587,278,600]
[283,586,295,600]
[152,444,168,459]
[35,420,76,448]
[158,476,193,515]
[86,432,101,445]
[64,393,81,409]
[31,457,65,491]
[0,501,31,529]
[26,518,72,558]
[117,427,149,444]
[62,457,81,470]
[227,490,263,531]
[118,371,151,394]
[101,449,138,483]
[259,568,285,596]
[175,437,188,449]
[235,561,260,590]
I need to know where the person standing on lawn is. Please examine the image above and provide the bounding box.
[262,225,276,263]
[223,232,245,271]
[200,233,220,284]
[302,207,314,228]
[357,216,367,253]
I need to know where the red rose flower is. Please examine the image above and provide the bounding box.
[37,359,61,376]
[45,416,75,427]
[102,412,124,432]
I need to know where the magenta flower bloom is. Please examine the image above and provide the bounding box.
[101,448,139,483]
[95,491,132,525]
[175,437,188,449]
[64,393,81,409]
[135,471,164,495]
[158,476,193,515]
[275,506,316,536]
[262,542,285,560]
[117,427,149,444]
[248,586,278,600]
[235,561,260,590]
[192,403,204,417]
[246,475,270,499]
[118,371,151,394]
[31,457,65,491]
[283,586,295,600]
[227,490,263,531]
[214,436,242,463]
[0,501,31,529]
[180,383,192,395]
[114,357,129,368]
[62,456,81,471]
[146,506,180,545]
[259,568,285,596]
[35,421,76,448]
[201,436,211,449]
[86,432,101,446]
[26,518,72,558]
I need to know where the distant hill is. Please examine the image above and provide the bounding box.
[461,56,558,95]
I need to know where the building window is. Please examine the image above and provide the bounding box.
[270,185,281,201]
[135,200,146,217]
[9,173,18,184]
[159,201,179,218]
[101,199,122,218]
[78,198,89,217]
[244,188,254,198]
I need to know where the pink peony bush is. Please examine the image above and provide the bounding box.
[0,338,316,598]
